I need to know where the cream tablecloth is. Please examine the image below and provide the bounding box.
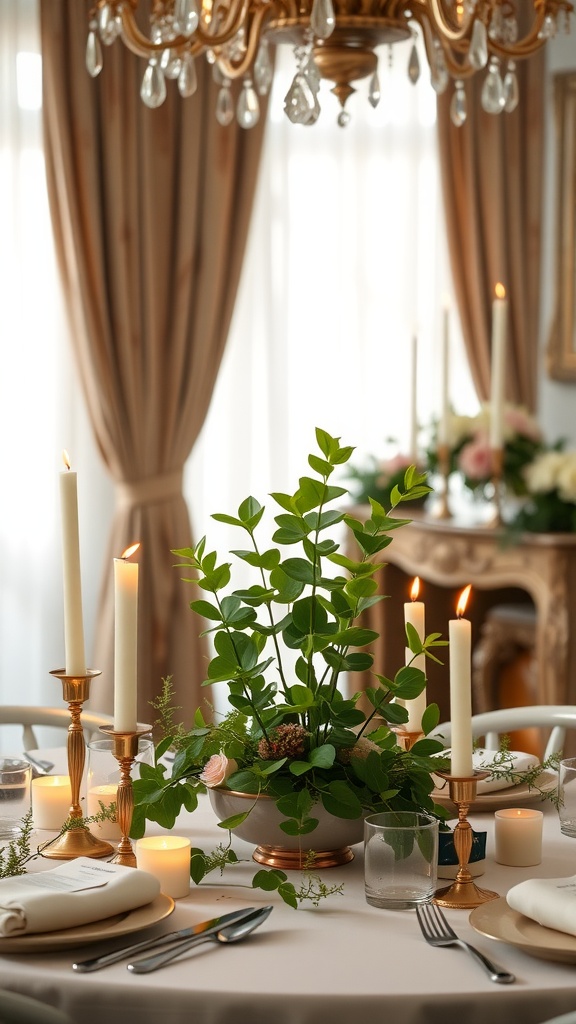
[1,761,576,1024]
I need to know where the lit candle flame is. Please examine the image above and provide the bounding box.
[62,450,71,471]
[495,282,506,299]
[410,576,420,601]
[456,584,472,618]
[121,542,140,560]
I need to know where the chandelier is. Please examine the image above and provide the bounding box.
[86,1,573,127]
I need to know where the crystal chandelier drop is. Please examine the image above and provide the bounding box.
[86,0,573,128]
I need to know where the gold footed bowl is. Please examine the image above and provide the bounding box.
[208,789,364,869]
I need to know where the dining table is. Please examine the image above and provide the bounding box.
[2,759,576,1024]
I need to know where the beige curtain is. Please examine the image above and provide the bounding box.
[436,55,544,411]
[40,0,268,725]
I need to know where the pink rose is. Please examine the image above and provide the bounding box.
[457,436,493,481]
[503,406,541,442]
[199,753,238,788]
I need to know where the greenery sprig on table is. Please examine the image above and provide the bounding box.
[131,428,451,907]
[0,805,117,879]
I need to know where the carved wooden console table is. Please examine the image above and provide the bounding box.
[352,508,576,721]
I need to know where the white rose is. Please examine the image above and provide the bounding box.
[199,753,238,788]
[524,452,565,494]
[557,453,576,503]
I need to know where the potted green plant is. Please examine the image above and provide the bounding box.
[132,428,449,906]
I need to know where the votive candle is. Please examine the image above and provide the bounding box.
[31,775,72,830]
[494,808,543,867]
[87,784,122,840]
[135,836,191,899]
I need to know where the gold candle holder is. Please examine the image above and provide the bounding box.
[392,728,425,751]
[42,669,114,860]
[99,723,153,867]
[431,443,452,520]
[433,769,499,909]
[486,446,504,527]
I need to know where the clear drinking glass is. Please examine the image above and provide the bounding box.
[364,811,439,910]
[85,737,154,840]
[558,757,576,837]
[0,758,32,839]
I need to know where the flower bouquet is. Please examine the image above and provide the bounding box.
[426,403,543,497]
[507,448,576,533]
[132,428,449,907]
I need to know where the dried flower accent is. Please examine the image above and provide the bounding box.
[258,724,309,760]
[337,738,381,764]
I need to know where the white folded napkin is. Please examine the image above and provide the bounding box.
[0,857,161,936]
[433,748,538,793]
[507,876,576,936]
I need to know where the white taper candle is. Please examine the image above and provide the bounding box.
[113,543,140,733]
[489,283,508,450]
[59,452,86,676]
[402,577,427,731]
[449,585,473,777]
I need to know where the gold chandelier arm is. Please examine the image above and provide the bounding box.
[215,3,278,78]
[425,0,474,43]
[117,0,256,60]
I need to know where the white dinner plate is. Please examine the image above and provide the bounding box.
[0,893,174,953]
[470,897,576,964]
[432,771,557,813]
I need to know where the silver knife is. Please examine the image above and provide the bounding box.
[72,906,259,972]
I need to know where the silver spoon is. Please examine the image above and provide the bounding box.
[127,905,273,974]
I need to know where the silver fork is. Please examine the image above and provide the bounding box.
[415,902,515,984]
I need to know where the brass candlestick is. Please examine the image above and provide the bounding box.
[42,669,114,860]
[486,446,504,527]
[431,443,452,520]
[433,769,498,909]
[392,728,425,751]
[100,723,153,867]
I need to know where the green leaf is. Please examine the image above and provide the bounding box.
[189,599,222,621]
[309,744,336,768]
[281,558,317,584]
[190,851,207,884]
[421,702,440,735]
[252,868,286,891]
[308,453,334,477]
[217,811,251,830]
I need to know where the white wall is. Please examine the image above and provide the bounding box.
[539,33,576,445]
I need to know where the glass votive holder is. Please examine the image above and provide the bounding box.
[135,836,191,899]
[494,808,544,866]
[86,736,154,840]
[31,775,72,830]
[364,811,439,910]
[0,758,32,839]
[558,757,576,837]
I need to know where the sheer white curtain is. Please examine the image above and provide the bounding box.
[0,0,112,730]
[186,42,476,530]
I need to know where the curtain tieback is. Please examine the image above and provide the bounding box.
[116,469,184,508]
